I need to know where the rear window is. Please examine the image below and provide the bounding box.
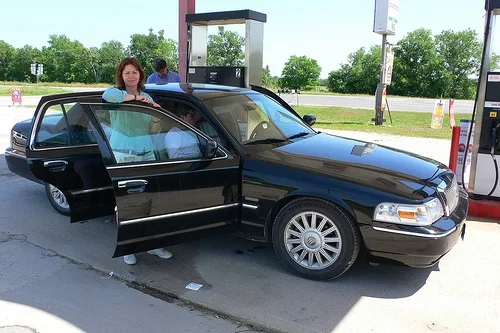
[35,103,97,148]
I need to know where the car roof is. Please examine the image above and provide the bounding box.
[145,82,252,94]
[38,83,256,105]
[145,83,258,102]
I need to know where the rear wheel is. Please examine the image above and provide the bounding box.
[44,183,70,216]
[272,197,361,280]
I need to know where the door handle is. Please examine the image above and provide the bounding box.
[117,180,149,188]
[43,160,68,172]
[117,179,148,194]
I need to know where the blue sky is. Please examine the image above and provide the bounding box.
[0,0,488,78]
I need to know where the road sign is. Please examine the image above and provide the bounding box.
[11,88,22,105]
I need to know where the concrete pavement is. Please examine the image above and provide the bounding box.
[0,231,257,333]
[1,166,498,333]
[1,102,498,333]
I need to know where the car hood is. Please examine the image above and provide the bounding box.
[253,133,447,199]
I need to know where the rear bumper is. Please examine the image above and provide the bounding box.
[4,147,40,184]
[362,190,468,267]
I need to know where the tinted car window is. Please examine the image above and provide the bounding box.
[35,102,96,148]
[201,93,314,146]
[91,105,205,164]
[156,98,228,149]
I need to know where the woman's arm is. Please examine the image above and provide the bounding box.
[102,87,136,103]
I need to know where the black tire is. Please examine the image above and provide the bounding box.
[272,197,361,280]
[44,183,70,216]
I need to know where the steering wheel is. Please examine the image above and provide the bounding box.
[249,121,269,140]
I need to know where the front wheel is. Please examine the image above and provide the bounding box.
[272,197,361,280]
[44,183,70,216]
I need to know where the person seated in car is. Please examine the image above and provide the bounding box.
[193,110,220,143]
[165,106,202,159]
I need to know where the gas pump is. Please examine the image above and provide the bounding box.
[185,9,266,88]
[472,72,500,197]
[468,1,500,199]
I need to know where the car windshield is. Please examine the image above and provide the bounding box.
[201,92,315,146]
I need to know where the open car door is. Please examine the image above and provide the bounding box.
[25,94,115,222]
[81,101,241,257]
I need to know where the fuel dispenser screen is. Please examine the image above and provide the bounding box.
[188,66,246,88]
[479,72,500,154]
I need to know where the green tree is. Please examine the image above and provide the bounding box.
[157,38,179,73]
[280,55,321,89]
[492,54,500,70]
[326,46,381,94]
[82,47,100,83]
[262,65,279,89]
[435,29,482,99]
[326,69,346,93]
[98,41,126,83]
[40,35,91,82]
[0,41,15,80]
[318,78,328,86]
[390,28,446,98]
[128,29,178,76]
[207,26,244,66]
[7,45,42,82]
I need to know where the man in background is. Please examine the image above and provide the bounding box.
[147,57,180,83]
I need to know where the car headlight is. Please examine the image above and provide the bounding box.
[373,198,444,226]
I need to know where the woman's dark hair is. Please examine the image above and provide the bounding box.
[153,57,168,72]
[114,57,146,92]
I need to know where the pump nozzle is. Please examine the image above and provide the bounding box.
[491,123,500,155]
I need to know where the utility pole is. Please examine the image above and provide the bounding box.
[372,0,399,126]
[373,34,387,126]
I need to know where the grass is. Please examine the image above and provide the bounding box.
[0,81,109,96]
[0,81,109,88]
[294,105,469,140]
[0,85,71,96]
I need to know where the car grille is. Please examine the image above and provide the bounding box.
[437,173,460,216]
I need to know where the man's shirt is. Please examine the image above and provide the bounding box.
[147,71,181,83]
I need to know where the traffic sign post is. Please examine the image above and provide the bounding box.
[30,63,44,84]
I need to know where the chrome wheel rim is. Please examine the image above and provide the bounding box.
[48,184,69,209]
[284,211,342,270]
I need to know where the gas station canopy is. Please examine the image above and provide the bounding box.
[186,9,267,26]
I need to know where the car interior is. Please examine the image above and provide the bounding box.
[35,103,97,148]
[156,98,229,149]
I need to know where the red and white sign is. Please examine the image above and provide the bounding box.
[484,101,500,108]
[384,43,394,85]
[456,120,474,188]
[11,88,22,105]
[488,74,500,82]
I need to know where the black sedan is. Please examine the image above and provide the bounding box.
[4,83,467,280]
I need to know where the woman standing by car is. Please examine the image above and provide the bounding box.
[102,57,161,163]
[103,57,172,265]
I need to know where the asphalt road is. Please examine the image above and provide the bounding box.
[274,93,474,113]
[0,93,475,113]
[0,105,499,333]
